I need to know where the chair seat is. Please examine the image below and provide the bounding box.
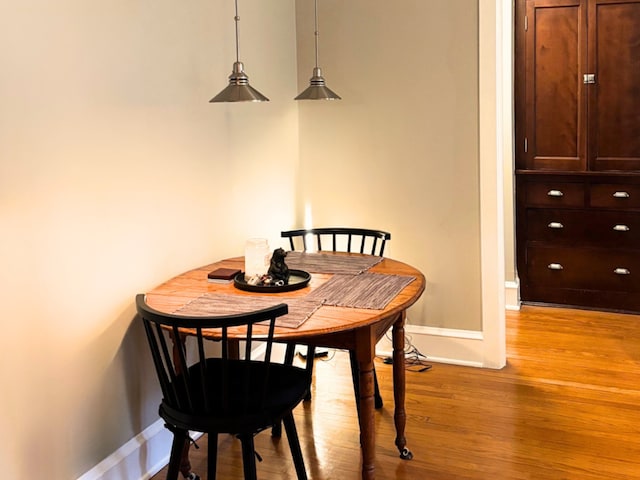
[160,359,309,434]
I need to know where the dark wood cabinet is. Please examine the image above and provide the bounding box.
[515,0,640,312]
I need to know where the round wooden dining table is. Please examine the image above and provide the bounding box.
[145,252,426,480]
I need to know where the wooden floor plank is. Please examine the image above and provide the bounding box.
[151,305,640,479]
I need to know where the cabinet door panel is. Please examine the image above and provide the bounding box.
[524,0,587,171]
[588,0,640,171]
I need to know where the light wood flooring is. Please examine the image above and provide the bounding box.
[151,305,640,479]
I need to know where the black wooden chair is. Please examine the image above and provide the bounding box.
[135,294,310,480]
[281,227,391,410]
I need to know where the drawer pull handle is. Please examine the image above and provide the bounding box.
[613,224,630,232]
[613,191,630,198]
[614,268,631,275]
[547,190,564,197]
[548,263,564,270]
[548,222,564,229]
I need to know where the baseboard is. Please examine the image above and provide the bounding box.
[76,419,179,480]
[505,279,520,311]
[376,324,485,368]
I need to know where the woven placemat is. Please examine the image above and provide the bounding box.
[306,273,416,310]
[285,251,383,275]
[174,293,323,328]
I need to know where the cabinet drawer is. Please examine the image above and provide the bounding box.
[523,182,585,207]
[526,209,640,247]
[590,184,640,209]
[526,246,640,292]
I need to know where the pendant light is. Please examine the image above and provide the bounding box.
[295,0,341,101]
[210,0,269,103]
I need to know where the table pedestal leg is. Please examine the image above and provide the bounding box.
[357,356,376,480]
[355,326,377,480]
[392,312,413,460]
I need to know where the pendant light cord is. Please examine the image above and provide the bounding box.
[313,0,319,68]
[234,0,240,63]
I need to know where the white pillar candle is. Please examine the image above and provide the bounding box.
[244,238,270,280]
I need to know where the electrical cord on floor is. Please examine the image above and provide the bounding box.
[296,336,432,372]
[403,345,432,372]
[297,348,336,362]
[380,331,432,372]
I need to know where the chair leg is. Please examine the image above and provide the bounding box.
[303,346,316,401]
[373,367,383,409]
[284,343,296,364]
[273,343,303,436]
[274,342,316,438]
[239,434,258,480]
[282,412,308,480]
[349,351,383,410]
[274,344,315,437]
[287,345,317,398]
[291,345,316,402]
[166,430,189,480]
[207,433,218,480]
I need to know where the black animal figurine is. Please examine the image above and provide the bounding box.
[268,248,290,284]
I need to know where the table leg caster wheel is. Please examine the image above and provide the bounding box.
[399,447,413,460]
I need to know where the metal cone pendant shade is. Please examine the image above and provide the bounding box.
[295,67,341,100]
[210,62,269,102]
[295,0,341,101]
[210,0,268,103]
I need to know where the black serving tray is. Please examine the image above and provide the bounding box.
[233,269,311,293]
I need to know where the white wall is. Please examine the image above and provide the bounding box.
[0,0,298,477]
